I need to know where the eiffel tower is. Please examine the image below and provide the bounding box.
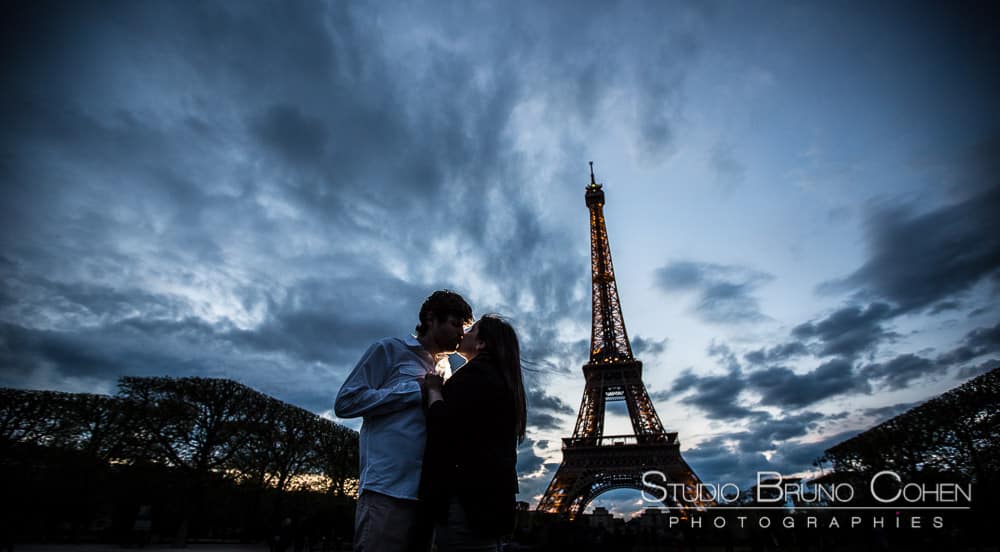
[537,163,708,518]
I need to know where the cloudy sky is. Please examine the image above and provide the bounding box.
[3,0,999,516]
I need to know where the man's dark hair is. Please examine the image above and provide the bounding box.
[415,290,473,336]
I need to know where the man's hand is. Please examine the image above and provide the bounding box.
[424,372,443,391]
[424,372,444,406]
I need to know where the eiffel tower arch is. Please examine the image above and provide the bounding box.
[537,163,709,519]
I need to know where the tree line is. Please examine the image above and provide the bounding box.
[0,376,358,547]
[811,366,998,550]
[820,365,999,485]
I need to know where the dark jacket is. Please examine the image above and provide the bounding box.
[419,352,518,537]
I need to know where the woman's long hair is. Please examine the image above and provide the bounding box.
[475,314,527,443]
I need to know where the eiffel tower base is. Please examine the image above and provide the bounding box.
[537,437,706,519]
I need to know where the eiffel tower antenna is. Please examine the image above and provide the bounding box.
[537,163,708,518]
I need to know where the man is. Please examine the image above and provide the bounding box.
[334,290,473,552]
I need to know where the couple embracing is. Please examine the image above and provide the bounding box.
[334,290,527,552]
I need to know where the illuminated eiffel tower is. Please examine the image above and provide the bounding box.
[536,163,707,518]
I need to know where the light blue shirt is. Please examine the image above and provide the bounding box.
[334,336,434,500]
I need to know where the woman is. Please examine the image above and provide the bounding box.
[421,315,527,552]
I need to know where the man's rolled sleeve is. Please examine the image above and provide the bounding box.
[335,341,423,419]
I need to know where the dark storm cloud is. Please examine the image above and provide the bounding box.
[653,261,773,323]
[678,410,830,483]
[520,334,588,379]
[733,306,1000,413]
[482,210,591,380]
[968,307,992,318]
[791,302,896,360]
[685,423,859,486]
[527,388,574,414]
[861,401,922,423]
[669,367,757,420]
[0,315,342,414]
[682,316,1000,416]
[956,359,1000,379]
[860,353,947,391]
[514,437,558,499]
[683,434,769,486]
[0,319,222,383]
[767,430,861,474]
[0,267,188,329]
[528,412,567,432]
[0,254,434,411]
[437,2,707,165]
[250,104,330,166]
[647,387,673,402]
[517,463,560,501]
[820,184,1000,313]
[229,273,429,365]
[699,282,771,323]
[734,411,825,453]
[666,336,966,416]
[6,0,706,402]
[707,340,744,373]
[516,437,546,476]
[928,300,962,315]
[669,307,997,419]
[744,342,809,365]
[631,335,669,357]
[804,325,1000,392]
[685,415,847,484]
[936,321,1000,366]
[4,257,398,348]
[525,385,575,431]
[748,358,871,408]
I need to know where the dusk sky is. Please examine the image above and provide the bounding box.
[2,1,999,517]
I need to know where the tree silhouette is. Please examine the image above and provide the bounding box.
[118,377,267,547]
[316,419,359,497]
[0,377,359,546]
[56,393,129,460]
[820,365,999,483]
[226,394,341,534]
[0,388,72,451]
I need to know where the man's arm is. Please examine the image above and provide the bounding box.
[334,341,423,419]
